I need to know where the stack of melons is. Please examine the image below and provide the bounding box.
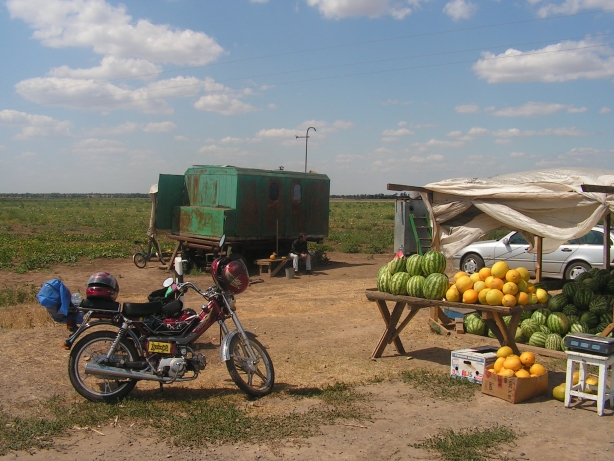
[488,346,547,378]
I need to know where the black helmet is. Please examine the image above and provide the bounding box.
[86,272,119,301]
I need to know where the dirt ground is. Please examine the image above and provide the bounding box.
[1,253,614,461]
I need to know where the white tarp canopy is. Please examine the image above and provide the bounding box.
[418,168,614,258]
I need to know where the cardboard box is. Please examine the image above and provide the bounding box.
[450,346,499,384]
[481,370,549,403]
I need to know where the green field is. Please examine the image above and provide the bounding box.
[0,198,397,273]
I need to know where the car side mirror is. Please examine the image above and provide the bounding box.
[502,238,509,245]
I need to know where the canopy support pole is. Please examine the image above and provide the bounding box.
[535,236,543,282]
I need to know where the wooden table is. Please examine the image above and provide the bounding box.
[365,288,546,359]
[255,258,292,277]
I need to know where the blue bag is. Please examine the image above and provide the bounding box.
[37,279,79,323]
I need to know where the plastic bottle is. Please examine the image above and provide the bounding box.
[71,292,83,307]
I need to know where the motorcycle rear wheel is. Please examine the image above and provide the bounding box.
[68,331,139,402]
[226,333,274,397]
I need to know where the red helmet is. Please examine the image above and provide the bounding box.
[211,257,249,294]
[86,272,119,301]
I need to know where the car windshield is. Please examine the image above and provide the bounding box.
[508,233,528,245]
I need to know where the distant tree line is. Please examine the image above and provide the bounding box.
[0,193,150,199]
[330,193,413,199]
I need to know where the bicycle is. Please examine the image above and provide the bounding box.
[133,235,166,268]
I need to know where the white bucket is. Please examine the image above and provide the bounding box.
[285,267,295,279]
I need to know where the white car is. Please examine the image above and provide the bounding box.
[451,226,614,280]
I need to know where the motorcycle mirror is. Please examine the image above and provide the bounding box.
[219,234,226,249]
[162,277,175,287]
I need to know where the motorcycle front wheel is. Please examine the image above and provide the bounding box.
[226,333,274,397]
[68,330,139,402]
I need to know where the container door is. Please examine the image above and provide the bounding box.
[156,174,187,230]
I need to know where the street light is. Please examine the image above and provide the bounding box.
[296,126,316,173]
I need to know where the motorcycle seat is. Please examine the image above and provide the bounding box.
[122,301,164,317]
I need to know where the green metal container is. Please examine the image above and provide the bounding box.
[156,166,329,246]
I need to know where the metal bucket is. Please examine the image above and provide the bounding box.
[285,267,295,279]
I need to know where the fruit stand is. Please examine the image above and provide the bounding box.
[366,288,546,358]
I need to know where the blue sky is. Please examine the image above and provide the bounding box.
[0,0,612,194]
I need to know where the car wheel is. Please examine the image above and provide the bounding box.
[460,253,485,275]
[564,261,591,281]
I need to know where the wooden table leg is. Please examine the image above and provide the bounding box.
[372,300,407,358]
[270,259,291,277]
[482,311,520,355]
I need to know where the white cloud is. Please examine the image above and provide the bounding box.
[443,0,477,21]
[305,0,420,19]
[455,104,480,114]
[7,0,224,66]
[0,109,72,139]
[510,151,527,158]
[72,138,127,155]
[15,76,248,115]
[219,136,260,144]
[600,107,612,114]
[381,128,415,136]
[194,94,259,115]
[87,122,140,136]
[447,130,463,138]
[409,154,445,163]
[19,151,38,158]
[48,56,161,80]
[174,135,188,141]
[491,127,590,137]
[473,39,614,83]
[490,102,588,117]
[535,0,614,17]
[0,145,6,151]
[468,127,489,136]
[382,99,413,105]
[251,0,269,3]
[335,154,364,164]
[143,121,176,133]
[412,138,464,152]
[257,120,352,142]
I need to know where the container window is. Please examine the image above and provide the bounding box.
[293,184,301,202]
[269,182,279,201]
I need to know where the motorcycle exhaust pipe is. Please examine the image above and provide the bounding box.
[85,363,165,382]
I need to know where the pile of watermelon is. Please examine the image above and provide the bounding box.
[464,267,614,351]
[376,251,449,300]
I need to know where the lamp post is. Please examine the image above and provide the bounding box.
[296,126,316,173]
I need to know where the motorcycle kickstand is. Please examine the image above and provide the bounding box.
[159,382,164,393]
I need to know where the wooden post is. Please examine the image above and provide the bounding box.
[535,236,543,282]
[604,213,611,271]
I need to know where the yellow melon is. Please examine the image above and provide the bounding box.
[491,261,509,279]
[505,269,522,284]
[572,371,580,385]
[536,288,548,304]
[515,369,531,378]
[484,276,494,288]
[519,351,535,367]
[497,368,515,378]
[478,267,491,281]
[462,289,479,304]
[473,280,486,293]
[503,356,522,371]
[529,363,547,376]
[552,384,566,401]
[469,272,481,284]
[497,346,514,358]
[446,285,461,302]
[516,267,530,282]
[454,271,468,281]
[502,282,518,296]
[516,292,529,305]
[489,277,504,291]
[486,289,504,306]
[502,294,517,307]
[516,280,528,293]
[478,288,491,305]
[455,276,474,294]
[528,292,538,305]
[493,356,506,373]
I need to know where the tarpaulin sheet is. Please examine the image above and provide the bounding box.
[419,168,614,257]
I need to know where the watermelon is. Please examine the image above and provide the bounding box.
[377,269,392,293]
[600,312,613,325]
[521,319,540,338]
[405,254,425,277]
[545,333,563,351]
[580,311,600,328]
[589,296,609,315]
[562,303,578,318]
[531,308,551,326]
[389,272,410,295]
[573,288,594,310]
[520,310,533,322]
[570,322,585,333]
[539,324,552,335]
[562,282,580,300]
[592,274,610,293]
[387,256,406,275]
[406,275,426,298]
[548,294,568,312]
[606,278,614,295]
[575,272,591,283]
[567,314,580,325]
[514,328,526,344]
[596,322,611,335]
[547,312,570,335]
[529,331,548,348]
[423,273,449,300]
[464,313,486,336]
[422,251,447,275]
